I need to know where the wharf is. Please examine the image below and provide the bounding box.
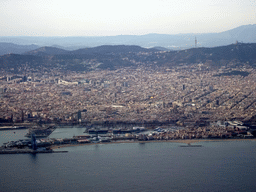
[0,126,28,131]
[0,149,68,154]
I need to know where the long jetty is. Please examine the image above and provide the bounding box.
[0,149,68,154]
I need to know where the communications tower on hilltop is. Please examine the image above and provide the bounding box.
[195,37,197,48]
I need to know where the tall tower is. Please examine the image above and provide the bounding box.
[195,37,197,48]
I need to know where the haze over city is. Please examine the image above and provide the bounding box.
[1,0,255,36]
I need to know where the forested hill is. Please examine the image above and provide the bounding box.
[0,43,256,72]
[160,42,256,66]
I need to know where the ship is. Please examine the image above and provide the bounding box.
[133,127,145,133]
[179,143,202,147]
[25,126,56,138]
[12,126,27,129]
[87,128,109,134]
[248,125,256,137]
[250,130,256,137]
[112,129,133,134]
[112,127,146,134]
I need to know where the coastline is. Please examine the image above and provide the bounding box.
[50,138,256,149]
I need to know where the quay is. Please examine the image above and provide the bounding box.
[0,149,68,154]
[0,126,28,131]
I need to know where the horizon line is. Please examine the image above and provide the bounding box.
[0,24,255,38]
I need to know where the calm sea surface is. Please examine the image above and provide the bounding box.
[0,127,256,192]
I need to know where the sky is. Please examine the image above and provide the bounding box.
[0,0,255,36]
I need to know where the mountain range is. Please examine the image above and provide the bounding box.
[0,43,39,56]
[24,45,157,56]
[0,24,255,55]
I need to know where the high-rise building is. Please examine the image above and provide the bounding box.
[182,84,186,90]
[77,111,82,121]
[123,82,128,87]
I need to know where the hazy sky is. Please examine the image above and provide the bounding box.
[1,0,255,36]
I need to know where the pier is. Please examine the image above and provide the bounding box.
[0,149,68,154]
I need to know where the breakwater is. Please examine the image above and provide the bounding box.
[0,149,68,154]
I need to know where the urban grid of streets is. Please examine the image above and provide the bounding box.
[0,63,256,127]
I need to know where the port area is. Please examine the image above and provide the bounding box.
[2,137,256,153]
[2,123,256,152]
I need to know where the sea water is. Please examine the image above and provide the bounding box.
[0,128,256,192]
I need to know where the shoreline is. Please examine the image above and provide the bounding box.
[51,138,256,149]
